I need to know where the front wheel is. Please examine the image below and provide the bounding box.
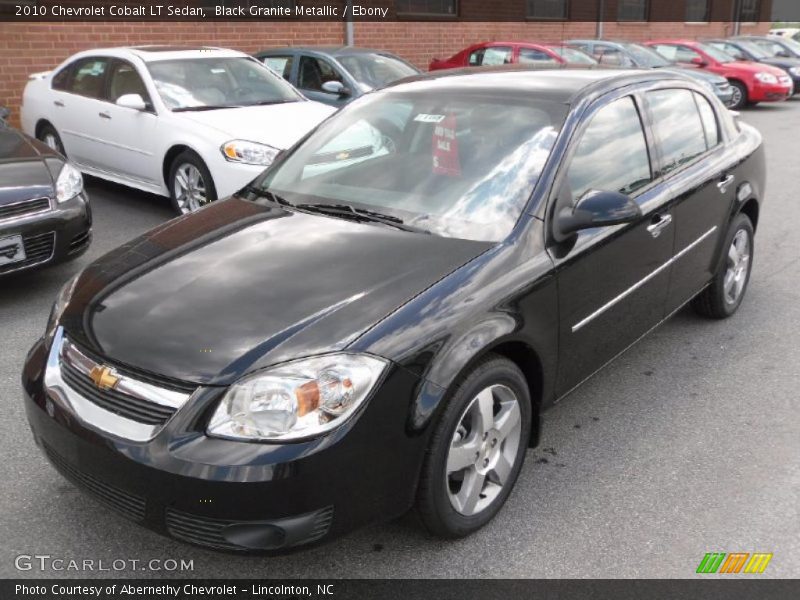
[38,123,65,156]
[729,81,748,110]
[416,355,531,538]
[168,151,217,215]
[693,213,754,319]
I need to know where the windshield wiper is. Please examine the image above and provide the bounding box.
[243,185,295,208]
[296,203,429,234]
[250,99,298,106]
[173,104,243,112]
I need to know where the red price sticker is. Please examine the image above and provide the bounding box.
[432,115,461,176]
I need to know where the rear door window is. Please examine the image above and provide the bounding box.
[298,55,344,92]
[518,48,557,64]
[647,88,708,175]
[567,96,652,204]
[694,93,720,149]
[67,57,109,99]
[470,46,513,66]
[263,55,294,81]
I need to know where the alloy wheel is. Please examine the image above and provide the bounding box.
[173,163,208,214]
[724,229,750,305]
[730,85,743,109]
[445,384,522,516]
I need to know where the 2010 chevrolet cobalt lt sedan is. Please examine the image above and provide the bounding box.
[23,67,765,552]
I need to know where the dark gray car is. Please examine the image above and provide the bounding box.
[254,46,420,108]
[566,39,735,106]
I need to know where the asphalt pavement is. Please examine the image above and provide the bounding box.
[1,101,799,579]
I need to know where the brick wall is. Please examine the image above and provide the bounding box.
[0,19,770,127]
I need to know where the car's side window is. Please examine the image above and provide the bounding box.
[595,47,629,66]
[298,56,344,92]
[647,88,708,176]
[566,96,652,205]
[694,92,720,149]
[481,46,513,66]
[263,55,294,81]
[51,65,73,91]
[518,48,557,64]
[107,60,151,105]
[67,57,109,99]
[468,48,485,66]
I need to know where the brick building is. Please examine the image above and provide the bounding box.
[0,0,773,126]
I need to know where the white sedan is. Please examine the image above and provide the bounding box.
[21,46,335,214]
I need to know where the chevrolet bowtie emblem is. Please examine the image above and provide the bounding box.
[89,365,119,390]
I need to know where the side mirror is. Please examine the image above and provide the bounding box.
[691,56,708,67]
[116,93,147,111]
[556,190,642,238]
[321,80,349,96]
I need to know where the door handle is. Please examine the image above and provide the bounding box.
[54,100,64,107]
[717,174,735,193]
[647,213,673,238]
[99,112,111,119]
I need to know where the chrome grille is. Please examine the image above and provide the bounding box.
[43,442,146,522]
[0,197,50,221]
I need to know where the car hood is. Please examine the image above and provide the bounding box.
[759,57,800,69]
[62,197,491,385]
[724,60,787,76]
[177,101,335,149]
[0,127,55,205]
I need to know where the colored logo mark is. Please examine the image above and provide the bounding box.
[696,552,773,574]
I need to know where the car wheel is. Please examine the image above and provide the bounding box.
[169,151,217,215]
[38,124,65,156]
[416,354,531,538]
[693,213,754,319]
[729,81,748,110]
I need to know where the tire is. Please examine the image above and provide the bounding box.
[168,151,217,215]
[38,123,65,156]
[693,213,754,319]
[416,354,531,538]
[729,81,748,110]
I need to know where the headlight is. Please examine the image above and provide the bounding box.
[45,274,79,343]
[55,162,83,203]
[789,67,800,77]
[207,354,388,441]
[755,72,778,84]
[221,140,280,166]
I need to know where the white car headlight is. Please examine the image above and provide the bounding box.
[221,140,280,166]
[789,67,800,77]
[45,274,79,343]
[207,354,388,441]
[755,72,778,84]
[55,162,83,203]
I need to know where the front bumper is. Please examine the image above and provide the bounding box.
[0,192,91,276]
[22,334,426,553]
[208,156,267,200]
[750,81,793,102]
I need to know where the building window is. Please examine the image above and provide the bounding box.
[685,0,709,21]
[617,0,648,21]
[739,0,760,22]
[396,0,457,16]
[527,0,568,19]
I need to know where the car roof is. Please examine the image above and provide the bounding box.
[64,46,249,63]
[257,46,398,57]
[384,64,685,103]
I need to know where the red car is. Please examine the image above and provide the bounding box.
[646,39,793,109]
[429,41,597,71]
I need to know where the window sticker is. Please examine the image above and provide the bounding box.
[432,114,461,176]
[415,113,446,123]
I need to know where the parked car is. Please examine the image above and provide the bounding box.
[768,27,800,42]
[646,39,793,109]
[742,34,800,60]
[254,46,420,108]
[429,41,596,71]
[20,46,335,215]
[705,38,800,93]
[0,106,91,276]
[23,66,765,552]
[566,39,735,106]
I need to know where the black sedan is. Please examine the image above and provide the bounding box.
[707,38,800,92]
[22,67,764,552]
[0,107,91,276]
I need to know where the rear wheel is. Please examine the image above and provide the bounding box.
[416,355,531,538]
[693,213,754,319]
[729,81,748,110]
[38,123,65,156]
[168,151,217,215]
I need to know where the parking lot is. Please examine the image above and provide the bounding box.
[1,99,799,579]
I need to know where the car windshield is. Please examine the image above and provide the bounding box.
[548,47,597,65]
[147,57,302,111]
[256,91,567,242]
[336,53,419,90]
[621,43,672,67]
[697,43,736,63]
[776,37,800,54]
[736,40,770,59]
